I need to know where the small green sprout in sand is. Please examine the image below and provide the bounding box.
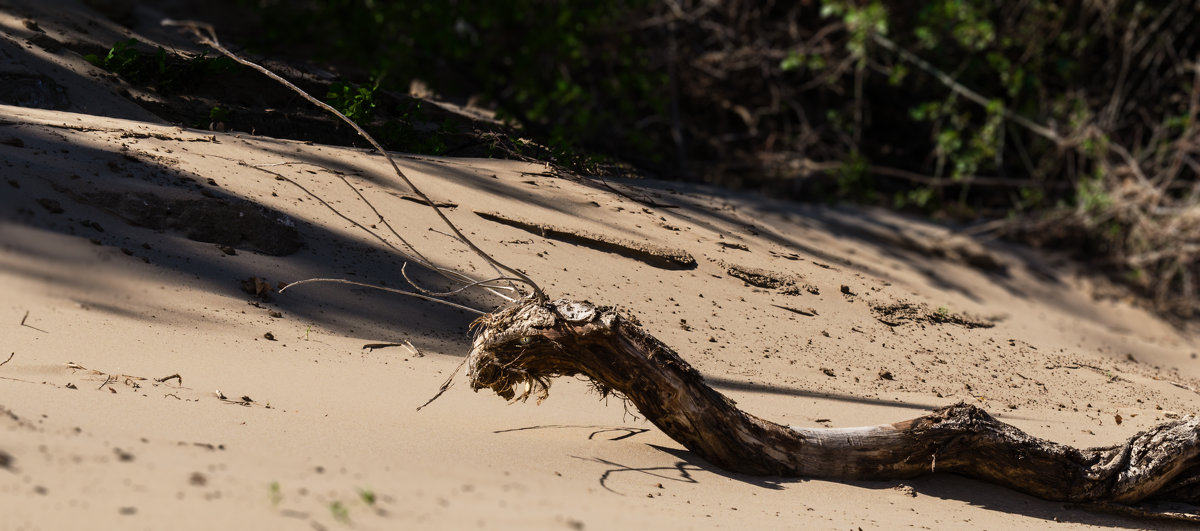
[358,488,377,506]
[330,500,350,523]
[269,481,282,506]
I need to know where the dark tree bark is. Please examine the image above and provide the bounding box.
[465,299,1200,520]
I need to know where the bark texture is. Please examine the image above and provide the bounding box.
[466,299,1200,517]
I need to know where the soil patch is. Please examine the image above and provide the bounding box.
[871,301,994,329]
[721,262,817,295]
[475,210,695,270]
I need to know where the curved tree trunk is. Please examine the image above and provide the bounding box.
[465,299,1200,519]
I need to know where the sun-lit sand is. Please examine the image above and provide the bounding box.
[3,2,1200,529]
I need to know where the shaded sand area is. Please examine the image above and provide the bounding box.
[3,1,1200,529]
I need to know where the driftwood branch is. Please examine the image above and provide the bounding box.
[466,299,1200,520]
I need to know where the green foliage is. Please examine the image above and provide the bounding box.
[329,500,349,523]
[86,39,235,93]
[781,51,827,73]
[894,187,934,210]
[326,78,379,125]
[268,481,282,506]
[84,38,141,76]
[821,0,888,60]
[915,1,994,50]
[780,52,804,72]
[1076,175,1112,215]
[358,488,376,506]
[209,105,229,123]
[834,152,876,201]
[245,0,663,167]
[373,100,450,156]
[1015,187,1044,211]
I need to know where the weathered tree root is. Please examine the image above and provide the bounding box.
[466,299,1200,521]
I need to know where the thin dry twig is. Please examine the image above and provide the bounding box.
[155,373,182,385]
[592,175,678,208]
[279,278,486,315]
[871,33,1064,146]
[245,161,414,258]
[238,160,514,305]
[416,356,471,411]
[19,311,47,333]
[161,19,545,302]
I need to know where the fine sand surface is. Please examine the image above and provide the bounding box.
[3,2,1200,529]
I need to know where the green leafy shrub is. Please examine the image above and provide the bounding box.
[326,79,378,125]
[86,38,236,93]
[243,0,664,166]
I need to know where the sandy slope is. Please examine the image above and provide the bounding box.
[3,2,1200,530]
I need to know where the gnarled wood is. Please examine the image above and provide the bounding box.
[466,299,1200,518]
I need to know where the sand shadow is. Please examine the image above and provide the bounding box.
[494,424,650,442]
[638,443,1188,528]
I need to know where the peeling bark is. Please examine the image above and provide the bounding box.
[466,299,1200,520]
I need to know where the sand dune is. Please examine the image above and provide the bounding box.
[3,1,1200,529]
